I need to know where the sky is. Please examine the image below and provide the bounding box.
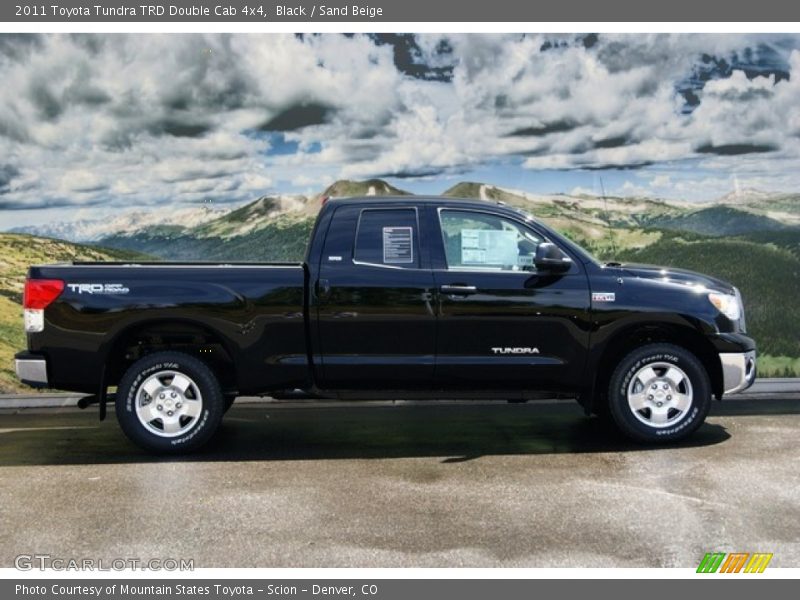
[1,32,799,230]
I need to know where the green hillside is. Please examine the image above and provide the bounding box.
[748,194,800,215]
[215,196,282,224]
[322,179,410,197]
[737,230,800,260]
[102,215,315,262]
[0,234,152,393]
[644,205,796,237]
[443,181,525,203]
[615,232,800,366]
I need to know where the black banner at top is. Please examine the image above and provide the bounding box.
[3,0,800,22]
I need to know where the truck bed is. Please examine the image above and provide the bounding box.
[26,261,309,394]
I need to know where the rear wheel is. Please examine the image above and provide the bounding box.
[116,351,224,453]
[608,343,711,443]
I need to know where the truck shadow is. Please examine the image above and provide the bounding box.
[0,399,757,466]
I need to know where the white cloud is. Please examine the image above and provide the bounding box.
[619,180,649,196]
[570,186,595,196]
[0,33,799,222]
[58,169,106,193]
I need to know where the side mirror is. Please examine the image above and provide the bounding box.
[534,242,572,273]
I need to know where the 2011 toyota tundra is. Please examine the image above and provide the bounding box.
[14,196,757,453]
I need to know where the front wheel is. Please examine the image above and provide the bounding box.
[608,343,711,443]
[116,351,224,453]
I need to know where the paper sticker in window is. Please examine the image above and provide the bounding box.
[383,226,414,264]
[461,229,518,266]
[517,255,534,267]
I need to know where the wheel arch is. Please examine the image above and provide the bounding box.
[101,317,240,393]
[587,320,723,414]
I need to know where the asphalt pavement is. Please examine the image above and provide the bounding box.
[0,396,798,568]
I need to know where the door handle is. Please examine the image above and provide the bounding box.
[440,284,478,296]
[317,278,331,297]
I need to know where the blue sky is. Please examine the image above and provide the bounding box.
[1,33,799,229]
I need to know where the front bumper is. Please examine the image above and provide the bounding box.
[14,352,48,388]
[720,350,756,395]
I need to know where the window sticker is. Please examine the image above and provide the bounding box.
[517,255,534,267]
[461,229,518,266]
[383,226,414,264]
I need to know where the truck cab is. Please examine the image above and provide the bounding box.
[309,198,591,394]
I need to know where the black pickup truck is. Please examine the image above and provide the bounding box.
[15,196,756,452]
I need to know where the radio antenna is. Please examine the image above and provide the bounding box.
[599,175,617,258]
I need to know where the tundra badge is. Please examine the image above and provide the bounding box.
[592,292,616,302]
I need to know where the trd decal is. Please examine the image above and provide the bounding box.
[67,283,130,295]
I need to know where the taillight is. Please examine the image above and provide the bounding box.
[23,278,64,332]
[24,279,64,309]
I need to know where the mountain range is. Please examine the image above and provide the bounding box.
[12,179,800,257]
[2,178,799,388]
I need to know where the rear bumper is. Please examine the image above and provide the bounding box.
[14,352,48,388]
[720,350,757,395]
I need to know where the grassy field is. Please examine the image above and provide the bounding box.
[0,234,151,393]
[758,355,800,378]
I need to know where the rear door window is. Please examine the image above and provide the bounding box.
[354,208,420,269]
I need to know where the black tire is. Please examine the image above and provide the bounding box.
[608,343,711,443]
[115,351,224,453]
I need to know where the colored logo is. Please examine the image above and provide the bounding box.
[697,552,773,573]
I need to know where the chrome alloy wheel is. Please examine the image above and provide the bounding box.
[626,362,693,428]
[135,370,203,438]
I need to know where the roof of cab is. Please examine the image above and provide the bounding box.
[324,195,510,209]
